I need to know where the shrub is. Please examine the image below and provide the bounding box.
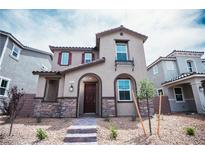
[110,126,118,140]
[186,127,195,136]
[36,128,48,140]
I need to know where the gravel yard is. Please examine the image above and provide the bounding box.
[0,113,205,145]
[0,116,73,145]
[97,113,205,145]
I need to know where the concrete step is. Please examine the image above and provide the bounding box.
[67,128,97,134]
[64,136,97,143]
[64,142,97,145]
[66,133,96,138]
[69,125,97,129]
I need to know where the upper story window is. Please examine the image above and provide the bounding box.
[187,60,193,72]
[157,89,163,96]
[174,87,184,102]
[117,79,132,101]
[116,43,128,61]
[58,52,72,66]
[11,44,21,60]
[61,52,69,65]
[84,53,92,64]
[153,65,158,75]
[0,77,10,97]
[166,61,175,70]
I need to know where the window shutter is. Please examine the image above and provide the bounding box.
[92,52,95,61]
[82,52,85,64]
[68,52,72,65]
[58,52,62,65]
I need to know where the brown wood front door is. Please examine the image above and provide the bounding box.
[84,83,96,113]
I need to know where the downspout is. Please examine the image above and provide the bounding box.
[0,36,9,70]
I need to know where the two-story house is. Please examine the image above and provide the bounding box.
[33,25,148,118]
[147,50,205,114]
[0,30,52,114]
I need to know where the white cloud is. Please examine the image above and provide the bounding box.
[0,10,205,65]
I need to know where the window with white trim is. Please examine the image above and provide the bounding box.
[11,44,21,60]
[187,60,193,72]
[61,52,69,65]
[84,53,92,64]
[153,65,158,75]
[157,89,163,96]
[174,87,184,102]
[117,79,132,101]
[0,77,10,96]
[116,43,128,61]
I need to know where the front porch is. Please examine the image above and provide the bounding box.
[162,73,205,114]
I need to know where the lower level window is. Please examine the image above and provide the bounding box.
[117,79,131,101]
[174,87,184,102]
[157,89,163,96]
[0,77,10,96]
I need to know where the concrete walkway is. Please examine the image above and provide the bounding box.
[64,117,97,145]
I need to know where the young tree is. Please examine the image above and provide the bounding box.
[7,86,24,136]
[138,79,156,135]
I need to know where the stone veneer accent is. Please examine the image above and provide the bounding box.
[33,97,77,118]
[102,97,116,117]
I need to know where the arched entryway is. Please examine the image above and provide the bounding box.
[114,73,137,116]
[77,73,102,117]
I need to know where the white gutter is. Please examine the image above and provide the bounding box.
[0,36,9,70]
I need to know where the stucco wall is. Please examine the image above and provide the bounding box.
[164,84,196,112]
[0,38,52,94]
[176,56,205,74]
[51,50,99,71]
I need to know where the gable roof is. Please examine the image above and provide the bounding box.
[33,57,105,75]
[96,25,148,43]
[0,30,53,57]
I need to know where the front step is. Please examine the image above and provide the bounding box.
[64,118,97,144]
[67,128,96,134]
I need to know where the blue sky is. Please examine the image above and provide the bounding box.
[0,9,205,65]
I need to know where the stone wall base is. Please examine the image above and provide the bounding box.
[138,99,155,117]
[102,97,116,117]
[33,98,77,118]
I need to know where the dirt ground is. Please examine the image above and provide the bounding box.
[0,113,205,145]
[97,113,205,145]
[0,116,73,145]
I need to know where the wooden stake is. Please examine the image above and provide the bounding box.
[157,93,162,136]
[131,90,147,136]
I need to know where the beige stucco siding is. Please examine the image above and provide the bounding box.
[36,76,46,97]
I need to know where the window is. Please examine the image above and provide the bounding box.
[0,77,10,96]
[166,61,175,70]
[11,44,21,60]
[44,79,59,101]
[187,61,193,72]
[116,43,128,61]
[157,89,163,96]
[174,87,184,102]
[117,79,132,101]
[153,65,158,75]
[84,53,92,64]
[61,52,69,65]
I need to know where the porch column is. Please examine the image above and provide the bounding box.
[190,79,205,114]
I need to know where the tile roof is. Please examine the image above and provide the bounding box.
[161,72,205,86]
[33,57,105,75]
[166,50,204,57]
[49,46,96,52]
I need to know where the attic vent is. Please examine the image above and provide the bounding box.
[120,32,123,36]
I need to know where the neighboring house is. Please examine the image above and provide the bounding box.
[147,50,205,114]
[33,25,148,118]
[0,30,52,114]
